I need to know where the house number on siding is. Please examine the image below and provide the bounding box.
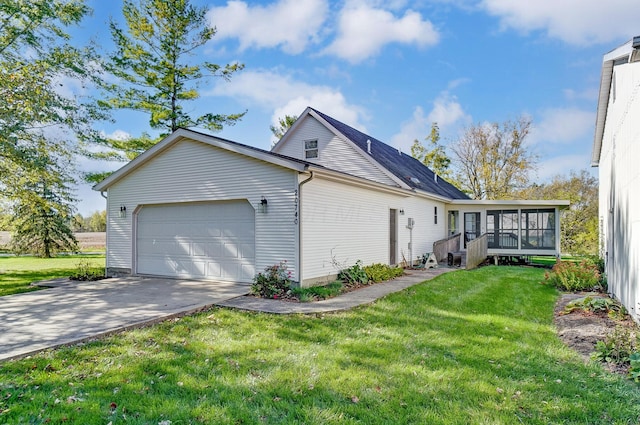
[294,190,299,224]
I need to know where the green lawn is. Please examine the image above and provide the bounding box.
[0,255,105,296]
[1,266,639,424]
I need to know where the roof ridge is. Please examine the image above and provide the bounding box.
[307,108,469,200]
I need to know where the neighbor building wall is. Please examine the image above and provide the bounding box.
[105,138,300,280]
[299,176,445,286]
[599,61,640,321]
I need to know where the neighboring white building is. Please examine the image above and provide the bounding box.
[592,36,640,321]
[95,107,567,287]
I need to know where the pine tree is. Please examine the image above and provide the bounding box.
[9,144,78,257]
[410,123,452,179]
[93,0,245,164]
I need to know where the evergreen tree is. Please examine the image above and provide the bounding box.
[93,0,245,164]
[410,123,452,179]
[9,143,78,257]
[0,0,97,256]
[270,115,298,143]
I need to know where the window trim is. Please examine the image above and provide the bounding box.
[304,139,318,159]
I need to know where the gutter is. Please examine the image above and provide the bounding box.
[297,171,314,286]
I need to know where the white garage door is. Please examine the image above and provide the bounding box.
[136,201,255,282]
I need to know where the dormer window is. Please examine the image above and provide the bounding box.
[305,139,318,159]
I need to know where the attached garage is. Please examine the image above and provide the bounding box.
[94,129,303,282]
[136,201,255,282]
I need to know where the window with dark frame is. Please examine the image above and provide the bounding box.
[521,209,555,250]
[304,139,318,159]
[487,210,519,249]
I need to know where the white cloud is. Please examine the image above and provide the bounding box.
[210,69,368,135]
[208,0,328,54]
[426,92,470,128]
[103,129,132,141]
[323,2,439,63]
[529,107,594,145]
[480,0,637,45]
[563,88,599,102]
[390,91,471,151]
[536,154,592,181]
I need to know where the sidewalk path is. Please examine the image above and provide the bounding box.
[216,267,455,314]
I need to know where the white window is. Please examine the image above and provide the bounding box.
[304,139,318,159]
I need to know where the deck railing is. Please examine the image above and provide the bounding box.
[466,233,488,270]
[432,233,461,263]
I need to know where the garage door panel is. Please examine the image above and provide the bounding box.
[223,242,239,258]
[241,243,255,259]
[136,201,255,282]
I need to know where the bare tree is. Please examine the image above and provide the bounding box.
[452,117,537,199]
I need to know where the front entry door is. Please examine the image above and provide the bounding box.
[464,212,481,248]
[389,209,397,264]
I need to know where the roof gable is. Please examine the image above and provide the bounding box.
[93,128,309,191]
[308,108,469,200]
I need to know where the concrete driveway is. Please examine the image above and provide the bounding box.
[0,277,250,362]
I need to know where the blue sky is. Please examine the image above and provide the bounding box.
[73,0,637,215]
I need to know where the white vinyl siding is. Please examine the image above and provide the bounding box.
[275,115,397,186]
[599,60,640,320]
[299,177,444,284]
[105,138,300,280]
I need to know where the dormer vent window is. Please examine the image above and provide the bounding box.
[304,139,318,159]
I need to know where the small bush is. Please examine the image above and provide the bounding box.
[592,326,637,365]
[564,296,627,320]
[251,261,292,299]
[364,263,404,283]
[70,260,105,281]
[338,260,369,285]
[543,260,601,291]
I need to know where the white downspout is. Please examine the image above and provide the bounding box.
[298,171,314,286]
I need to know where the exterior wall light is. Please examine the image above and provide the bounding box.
[119,204,127,218]
[259,197,268,213]
[399,209,405,215]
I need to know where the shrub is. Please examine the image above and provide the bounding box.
[629,353,640,382]
[251,261,292,299]
[564,296,627,320]
[592,326,637,364]
[70,260,105,281]
[338,260,369,285]
[543,260,601,291]
[363,263,404,283]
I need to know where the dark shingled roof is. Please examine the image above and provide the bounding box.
[311,108,469,200]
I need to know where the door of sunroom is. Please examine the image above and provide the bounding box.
[464,212,481,248]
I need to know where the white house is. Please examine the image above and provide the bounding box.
[94,107,567,287]
[592,36,640,321]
